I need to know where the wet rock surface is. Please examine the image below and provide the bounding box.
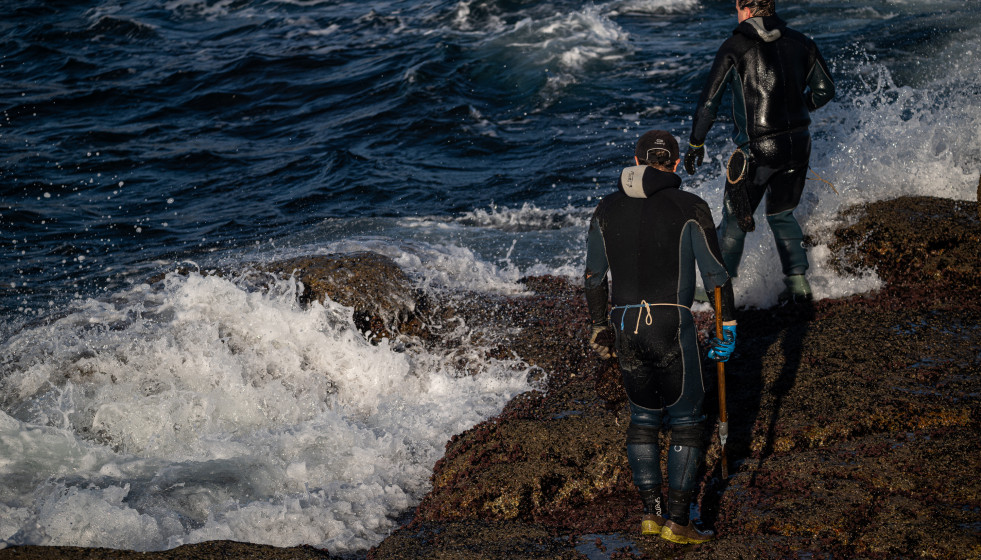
[262,252,435,342]
[0,541,337,560]
[4,196,979,559]
[830,195,981,289]
[371,195,981,560]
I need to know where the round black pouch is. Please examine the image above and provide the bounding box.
[725,148,755,232]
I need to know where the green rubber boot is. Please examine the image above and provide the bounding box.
[694,286,709,303]
[778,274,813,304]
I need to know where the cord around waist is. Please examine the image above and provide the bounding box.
[611,300,692,334]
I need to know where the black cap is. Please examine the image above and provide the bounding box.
[635,130,679,165]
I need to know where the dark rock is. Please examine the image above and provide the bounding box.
[370,274,979,558]
[147,252,441,343]
[263,252,437,342]
[371,195,981,560]
[12,196,981,559]
[830,196,981,289]
[367,520,588,559]
[413,411,634,531]
[0,541,337,560]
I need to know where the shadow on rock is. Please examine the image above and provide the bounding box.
[372,196,981,560]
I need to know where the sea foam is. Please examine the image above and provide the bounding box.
[0,270,534,552]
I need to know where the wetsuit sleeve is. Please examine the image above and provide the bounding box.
[689,203,736,322]
[805,45,835,111]
[584,212,611,326]
[689,45,737,147]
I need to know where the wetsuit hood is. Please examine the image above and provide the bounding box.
[618,165,682,199]
[736,15,785,43]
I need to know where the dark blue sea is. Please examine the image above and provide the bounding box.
[1,0,979,554]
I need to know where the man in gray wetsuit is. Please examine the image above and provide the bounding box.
[685,0,835,303]
[584,130,737,544]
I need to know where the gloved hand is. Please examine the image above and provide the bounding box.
[589,323,615,360]
[684,143,705,175]
[707,324,736,362]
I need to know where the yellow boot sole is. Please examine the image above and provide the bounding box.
[660,524,714,544]
[641,518,663,536]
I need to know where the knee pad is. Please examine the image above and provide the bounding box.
[626,422,660,445]
[670,421,706,448]
[627,402,663,445]
[626,403,664,488]
[627,442,662,489]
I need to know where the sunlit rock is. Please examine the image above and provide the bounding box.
[831,195,981,289]
[264,252,433,342]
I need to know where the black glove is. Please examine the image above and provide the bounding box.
[589,324,615,360]
[684,143,705,175]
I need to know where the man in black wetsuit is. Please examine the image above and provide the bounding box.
[584,130,737,544]
[685,0,835,303]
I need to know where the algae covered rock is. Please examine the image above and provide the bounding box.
[265,252,432,341]
[413,411,634,532]
[371,195,981,559]
[831,195,981,288]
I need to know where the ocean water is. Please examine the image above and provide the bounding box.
[1,0,979,554]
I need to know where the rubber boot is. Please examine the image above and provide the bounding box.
[660,488,714,543]
[639,488,665,535]
[778,274,813,304]
[693,286,709,303]
[642,513,665,536]
[767,209,808,276]
[661,520,715,544]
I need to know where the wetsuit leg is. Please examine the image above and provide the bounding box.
[767,210,808,275]
[758,132,812,276]
[662,311,708,525]
[717,157,770,277]
[665,422,706,525]
[760,132,811,215]
[717,196,746,276]
[626,402,664,514]
[615,306,688,516]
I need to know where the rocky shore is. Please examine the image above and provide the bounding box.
[2,195,979,560]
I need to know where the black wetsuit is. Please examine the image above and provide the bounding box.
[689,15,835,276]
[583,165,735,522]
